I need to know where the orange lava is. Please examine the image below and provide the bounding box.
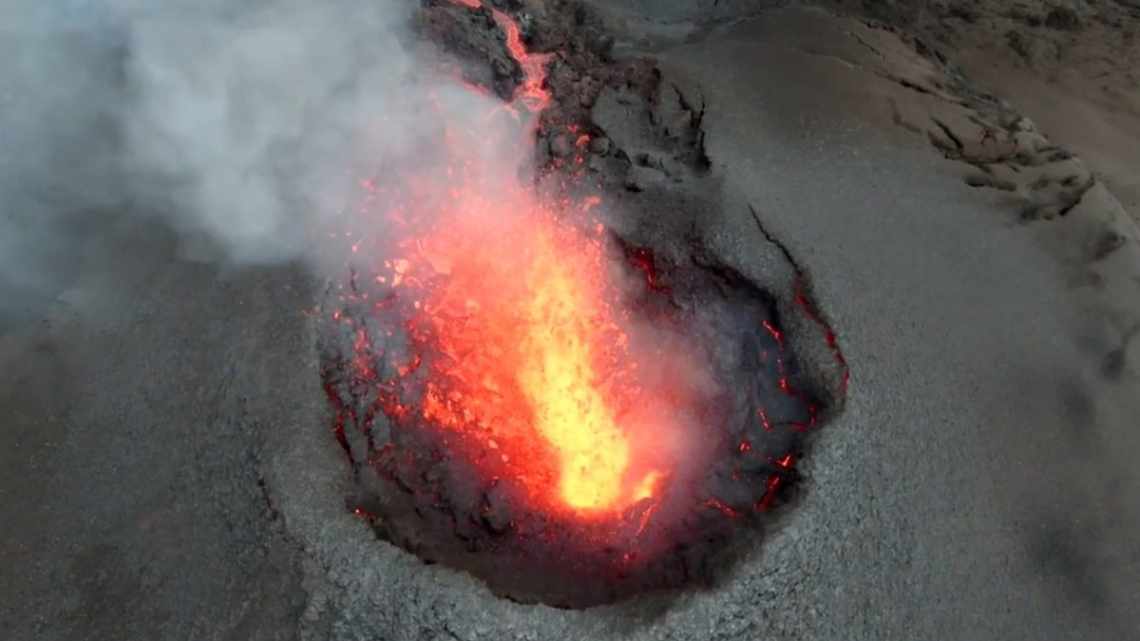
[448,0,552,111]
[489,9,553,112]
[386,192,663,512]
[351,1,673,515]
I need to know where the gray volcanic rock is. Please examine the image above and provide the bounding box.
[5,2,1140,641]
[274,4,1140,641]
[0,216,311,641]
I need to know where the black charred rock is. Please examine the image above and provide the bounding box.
[1045,6,1082,31]
[480,482,513,534]
[416,0,523,101]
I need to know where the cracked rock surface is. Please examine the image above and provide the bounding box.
[822,0,1140,225]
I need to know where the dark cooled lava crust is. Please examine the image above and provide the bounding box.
[319,237,830,608]
[315,0,848,609]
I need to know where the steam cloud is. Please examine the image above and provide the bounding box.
[1,0,487,320]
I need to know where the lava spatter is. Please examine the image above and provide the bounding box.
[398,205,671,514]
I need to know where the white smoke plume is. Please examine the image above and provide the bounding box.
[1,0,488,320]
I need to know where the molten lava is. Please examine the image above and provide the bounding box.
[399,203,664,513]
[512,228,630,510]
[338,0,672,514]
[321,0,849,606]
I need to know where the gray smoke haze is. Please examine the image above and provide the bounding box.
[1,0,490,321]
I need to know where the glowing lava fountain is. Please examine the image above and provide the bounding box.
[318,0,844,607]
[335,0,682,517]
[395,196,680,515]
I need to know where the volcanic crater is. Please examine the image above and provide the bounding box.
[315,0,849,609]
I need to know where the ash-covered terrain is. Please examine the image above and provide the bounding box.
[3,1,1139,641]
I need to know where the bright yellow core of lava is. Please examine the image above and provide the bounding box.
[370,0,664,514]
[404,201,658,513]
[517,230,630,510]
